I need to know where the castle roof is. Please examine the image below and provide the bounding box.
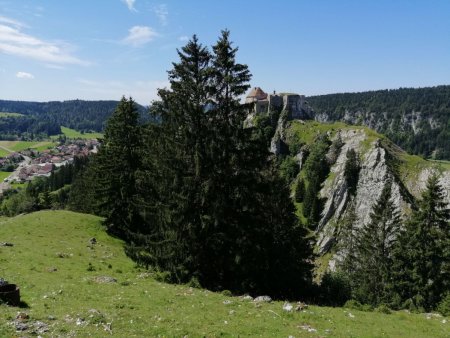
[246,87,267,101]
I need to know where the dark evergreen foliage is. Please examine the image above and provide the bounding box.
[295,178,305,203]
[121,31,313,297]
[90,97,143,239]
[344,149,360,196]
[352,180,402,306]
[393,175,450,311]
[279,156,299,183]
[336,198,358,276]
[302,134,331,227]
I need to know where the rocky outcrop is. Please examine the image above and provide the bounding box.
[316,132,412,254]
[283,125,450,263]
[270,110,289,155]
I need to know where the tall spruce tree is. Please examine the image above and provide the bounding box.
[302,134,331,227]
[136,31,313,297]
[353,180,402,306]
[92,97,143,239]
[344,149,360,196]
[336,198,358,276]
[131,36,213,280]
[393,174,450,310]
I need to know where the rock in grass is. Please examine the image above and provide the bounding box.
[283,302,293,312]
[93,276,117,284]
[295,302,308,311]
[254,295,272,303]
[241,295,253,301]
[298,324,317,333]
[14,322,28,331]
[15,312,29,322]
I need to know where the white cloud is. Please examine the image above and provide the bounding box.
[0,16,87,65]
[123,26,158,46]
[16,71,34,79]
[122,0,136,12]
[178,35,189,42]
[153,4,168,26]
[0,16,25,28]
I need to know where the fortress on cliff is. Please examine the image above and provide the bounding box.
[245,87,312,120]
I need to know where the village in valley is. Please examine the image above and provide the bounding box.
[0,139,99,192]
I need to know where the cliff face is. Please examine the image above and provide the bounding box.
[314,110,439,136]
[282,119,450,271]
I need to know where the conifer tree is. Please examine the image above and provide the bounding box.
[353,180,402,306]
[302,134,330,227]
[137,31,313,296]
[93,97,143,239]
[336,198,358,276]
[295,178,305,203]
[344,149,360,196]
[394,174,450,310]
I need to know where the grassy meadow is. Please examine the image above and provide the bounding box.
[0,171,11,182]
[51,126,103,140]
[0,112,25,118]
[0,140,55,154]
[0,210,448,337]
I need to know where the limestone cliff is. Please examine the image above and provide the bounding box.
[282,119,450,272]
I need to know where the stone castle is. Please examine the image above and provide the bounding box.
[245,87,312,120]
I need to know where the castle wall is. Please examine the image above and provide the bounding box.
[268,95,283,111]
[248,89,311,119]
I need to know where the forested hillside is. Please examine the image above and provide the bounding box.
[0,99,147,139]
[307,86,450,159]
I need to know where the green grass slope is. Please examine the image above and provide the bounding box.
[0,140,55,154]
[54,126,103,140]
[0,210,448,337]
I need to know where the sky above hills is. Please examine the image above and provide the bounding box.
[1,0,450,105]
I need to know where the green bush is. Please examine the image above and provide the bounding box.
[437,293,450,316]
[344,299,373,312]
[279,156,299,183]
[154,270,172,283]
[187,276,201,289]
[375,304,392,314]
[319,271,352,306]
[344,299,363,310]
[221,290,232,297]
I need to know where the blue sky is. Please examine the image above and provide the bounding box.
[1,0,449,105]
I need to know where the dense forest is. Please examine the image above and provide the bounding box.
[307,86,450,159]
[0,99,147,138]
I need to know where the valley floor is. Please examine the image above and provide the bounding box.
[0,211,448,337]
